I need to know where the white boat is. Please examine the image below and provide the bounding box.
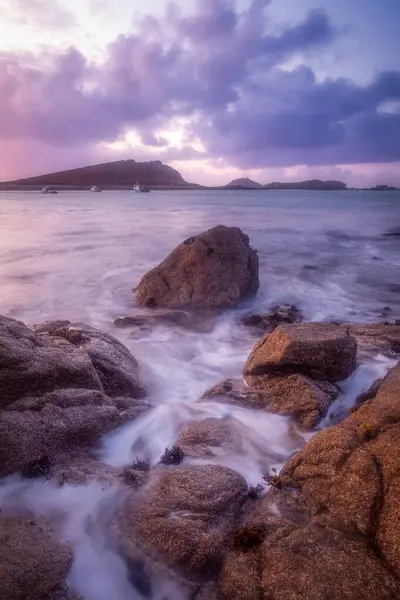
[41,186,58,194]
[90,185,102,192]
[133,183,150,193]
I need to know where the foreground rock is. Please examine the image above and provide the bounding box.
[114,465,247,578]
[0,316,148,476]
[245,322,357,382]
[217,363,400,600]
[204,376,338,429]
[135,225,259,309]
[0,516,73,600]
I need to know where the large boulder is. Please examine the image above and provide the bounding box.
[203,376,338,429]
[134,225,259,309]
[114,465,248,578]
[279,362,400,576]
[0,315,148,477]
[0,516,73,600]
[244,322,357,382]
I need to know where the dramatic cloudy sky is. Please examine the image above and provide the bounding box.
[0,0,399,185]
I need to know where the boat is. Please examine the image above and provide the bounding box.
[90,185,102,192]
[133,183,150,193]
[41,186,58,194]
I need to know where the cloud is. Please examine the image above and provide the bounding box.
[0,0,399,182]
[7,0,76,28]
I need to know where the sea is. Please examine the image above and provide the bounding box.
[0,189,399,599]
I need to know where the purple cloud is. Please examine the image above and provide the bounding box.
[0,0,399,178]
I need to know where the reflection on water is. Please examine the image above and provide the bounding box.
[0,189,399,599]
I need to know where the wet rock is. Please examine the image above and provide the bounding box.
[0,315,148,477]
[203,376,338,429]
[114,310,190,329]
[195,582,220,600]
[244,322,357,382]
[246,374,338,429]
[242,304,302,333]
[352,377,383,412]
[176,417,245,458]
[0,316,102,407]
[114,465,248,578]
[34,320,147,398]
[279,362,400,576]
[259,519,400,600]
[0,516,73,600]
[202,379,265,409]
[135,225,259,309]
[340,322,400,360]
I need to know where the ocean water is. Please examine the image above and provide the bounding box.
[0,189,399,599]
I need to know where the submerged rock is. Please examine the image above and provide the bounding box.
[134,225,259,309]
[244,322,357,382]
[114,465,248,578]
[0,516,73,600]
[0,315,148,477]
[242,304,302,332]
[176,417,245,458]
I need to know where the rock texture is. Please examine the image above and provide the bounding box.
[340,322,400,361]
[0,516,73,600]
[217,363,400,600]
[135,225,259,309]
[244,322,357,382]
[176,417,245,458]
[115,465,248,578]
[203,376,338,429]
[0,316,148,476]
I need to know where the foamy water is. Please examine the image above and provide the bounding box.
[0,189,399,598]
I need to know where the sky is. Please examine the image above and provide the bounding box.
[0,0,399,186]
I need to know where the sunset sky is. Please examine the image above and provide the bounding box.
[0,0,399,185]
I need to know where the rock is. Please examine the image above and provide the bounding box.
[259,519,399,600]
[247,374,338,428]
[114,310,191,329]
[242,304,302,332]
[114,309,217,334]
[340,322,400,360]
[0,316,148,477]
[244,323,357,382]
[202,379,266,409]
[279,362,400,576]
[176,417,245,458]
[114,465,248,578]
[34,320,147,398]
[0,316,102,408]
[352,377,383,412]
[203,376,338,429]
[195,582,220,600]
[135,225,259,309]
[0,516,73,600]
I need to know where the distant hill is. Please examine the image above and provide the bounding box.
[8,160,188,187]
[264,179,347,191]
[225,177,263,189]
